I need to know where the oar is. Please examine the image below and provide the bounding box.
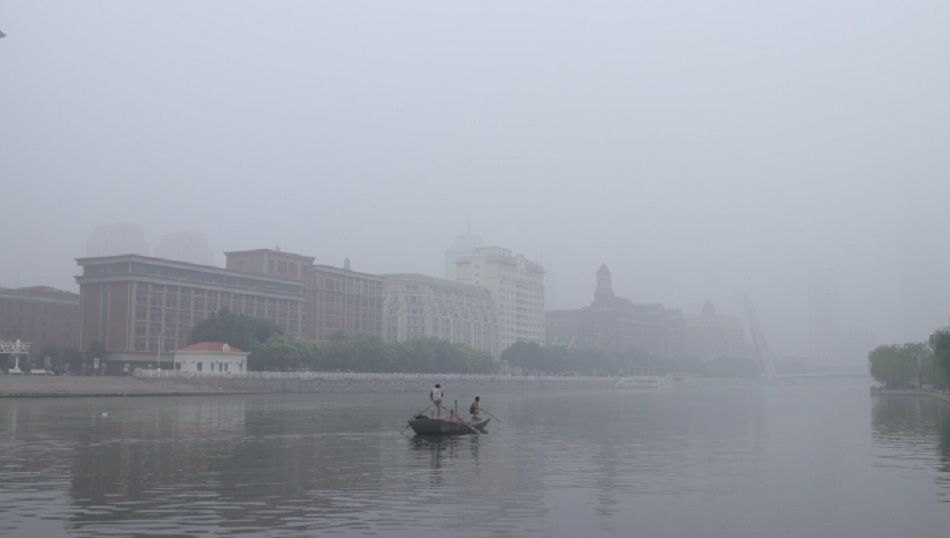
[480,409,501,423]
[459,417,483,435]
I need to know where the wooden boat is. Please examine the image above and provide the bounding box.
[407,413,490,435]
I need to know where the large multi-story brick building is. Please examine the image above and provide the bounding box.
[546,265,686,358]
[546,265,748,360]
[455,247,545,350]
[75,248,507,369]
[0,286,80,357]
[76,254,308,368]
[682,301,747,360]
[309,261,385,343]
[223,250,387,342]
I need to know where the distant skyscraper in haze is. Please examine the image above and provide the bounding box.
[154,231,215,266]
[444,231,485,279]
[86,222,149,257]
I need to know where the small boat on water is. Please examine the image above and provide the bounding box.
[407,413,490,435]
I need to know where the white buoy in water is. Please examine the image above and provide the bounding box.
[102,412,108,418]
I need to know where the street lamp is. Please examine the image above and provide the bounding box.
[156,330,164,373]
[0,339,31,373]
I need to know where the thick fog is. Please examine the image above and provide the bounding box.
[1,2,948,358]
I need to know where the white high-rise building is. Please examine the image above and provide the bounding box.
[86,222,149,257]
[455,247,545,353]
[444,232,485,280]
[154,231,215,266]
[381,273,498,356]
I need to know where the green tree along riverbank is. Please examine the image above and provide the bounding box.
[500,341,763,378]
[868,328,950,390]
[187,310,494,374]
[186,311,765,377]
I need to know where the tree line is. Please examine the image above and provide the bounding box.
[500,341,762,377]
[188,310,495,373]
[189,311,761,376]
[868,328,950,390]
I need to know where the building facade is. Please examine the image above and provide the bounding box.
[309,262,385,342]
[224,248,315,340]
[76,254,308,368]
[682,302,747,360]
[382,273,497,356]
[455,247,545,352]
[173,341,249,374]
[0,286,80,357]
[444,232,485,280]
[76,247,531,369]
[545,265,687,358]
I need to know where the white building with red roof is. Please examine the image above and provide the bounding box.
[173,342,249,375]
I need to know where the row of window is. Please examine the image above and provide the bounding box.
[315,276,383,296]
[121,262,305,295]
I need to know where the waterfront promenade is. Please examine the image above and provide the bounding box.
[0,375,263,397]
[0,371,618,397]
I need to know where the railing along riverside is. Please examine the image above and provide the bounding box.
[132,369,612,384]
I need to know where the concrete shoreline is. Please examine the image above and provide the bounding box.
[0,376,269,397]
[3,372,878,398]
[870,387,950,404]
[0,372,618,397]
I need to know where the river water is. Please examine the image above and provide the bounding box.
[0,377,947,537]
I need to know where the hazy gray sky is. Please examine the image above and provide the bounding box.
[1,2,948,357]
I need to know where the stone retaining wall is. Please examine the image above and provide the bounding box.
[0,373,617,397]
[870,387,950,404]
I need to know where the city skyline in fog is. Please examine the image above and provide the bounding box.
[2,2,949,358]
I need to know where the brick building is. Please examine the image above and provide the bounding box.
[76,254,308,368]
[546,265,686,358]
[0,286,80,358]
[76,245,542,369]
[683,301,748,360]
[309,261,385,343]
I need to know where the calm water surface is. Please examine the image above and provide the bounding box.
[1,378,947,537]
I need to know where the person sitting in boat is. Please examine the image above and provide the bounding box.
[430,383,444,418]
[469,396,481,421]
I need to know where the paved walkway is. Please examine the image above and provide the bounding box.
[0,375,258,397]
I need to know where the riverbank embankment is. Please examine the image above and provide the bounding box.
[0,375,269,397]
[0,372,618,397]
[870,387,950,404]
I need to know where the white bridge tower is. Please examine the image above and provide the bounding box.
[744,296,778,379]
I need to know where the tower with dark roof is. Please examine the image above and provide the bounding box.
[594,264,614,303]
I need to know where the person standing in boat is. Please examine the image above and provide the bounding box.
[468,396,481,421]
[429,383,444,418]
